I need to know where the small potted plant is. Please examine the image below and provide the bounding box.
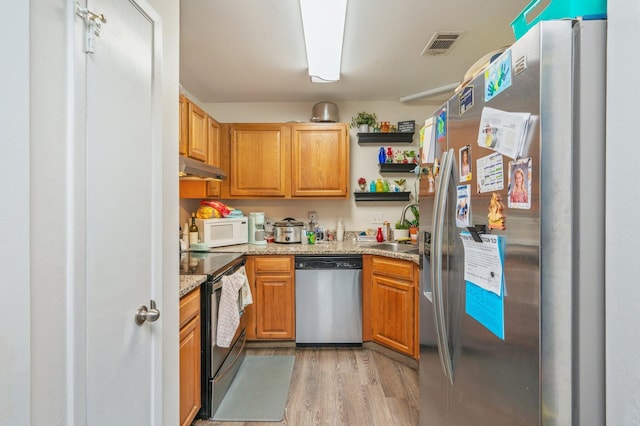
[394,220,410,241]
[350,111,377,133]
[357,177,367,191]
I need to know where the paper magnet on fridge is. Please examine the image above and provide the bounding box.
[487,193,506,230]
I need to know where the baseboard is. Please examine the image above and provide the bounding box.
[246,340,296,349]
[363,341,418,370]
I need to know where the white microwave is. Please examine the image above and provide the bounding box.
[196,216,248,247]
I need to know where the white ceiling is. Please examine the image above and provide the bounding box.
[180,0,530,105]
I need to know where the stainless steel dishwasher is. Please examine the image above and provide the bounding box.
[294,255,362,345]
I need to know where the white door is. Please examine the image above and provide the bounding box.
[81,0,163,423]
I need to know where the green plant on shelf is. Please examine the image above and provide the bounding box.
[350,111,377,128]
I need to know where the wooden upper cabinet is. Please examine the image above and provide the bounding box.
[228,124,290,197]
[187,101,208,162]
[179,95,189,156]
[291,123,349,198]
[206,116,221,197]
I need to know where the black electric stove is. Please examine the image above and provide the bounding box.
[180,251,245,278]
[180,250,248,419]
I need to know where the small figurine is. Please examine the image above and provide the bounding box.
[487,193,506,230]
[427,168,435,193]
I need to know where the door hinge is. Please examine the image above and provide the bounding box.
[75,1,107,54]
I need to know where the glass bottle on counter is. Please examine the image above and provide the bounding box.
[189,213,199,245]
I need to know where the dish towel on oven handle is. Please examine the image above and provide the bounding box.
[238,266,253,308]
[217,267,252,347]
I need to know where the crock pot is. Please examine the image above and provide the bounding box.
[273,218,304,243]
[310,102,339,123]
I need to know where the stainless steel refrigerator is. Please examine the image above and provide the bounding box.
[419,20,605,425]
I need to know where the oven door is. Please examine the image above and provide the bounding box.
[210,286,246,375]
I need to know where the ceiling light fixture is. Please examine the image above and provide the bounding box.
[300,0,347,83]
[399,81,461,103]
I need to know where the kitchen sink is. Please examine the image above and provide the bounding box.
[367,242,418,254]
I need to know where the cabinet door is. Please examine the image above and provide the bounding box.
[371,273,415,355]
[187,101,208,162]
[255,273,295,339]
[291,123,349,197]
[206,116,221,197]
[179,95,188,156]
[179,289,201,426]
[229,124,289,197]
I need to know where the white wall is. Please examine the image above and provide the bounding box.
[0,2,30,425]
[606,2,640,424]
[179,98,443,233]
[29,1,73,423]
[149,0,181,423]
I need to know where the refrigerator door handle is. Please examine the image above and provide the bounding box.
[430,150,446,376]
[431,148,455,385]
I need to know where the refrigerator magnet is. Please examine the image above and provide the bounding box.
[487,193,506,230]
[456,185,471,228]
[436,108,447,144]
[459,145,472,182]
[459,85,474,115]
[507,158,532,209]
[484,50,512,102]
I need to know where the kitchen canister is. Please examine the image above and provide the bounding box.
[336,220,345,242]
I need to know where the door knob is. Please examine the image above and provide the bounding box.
[135,299,160,325]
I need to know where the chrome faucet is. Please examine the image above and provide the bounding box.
[400,203,419,227]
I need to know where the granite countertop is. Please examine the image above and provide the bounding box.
[208,240,420,262]
[180,274,207,298]
[179,240,421,298]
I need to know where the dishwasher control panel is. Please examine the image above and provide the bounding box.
[294,255,363,270]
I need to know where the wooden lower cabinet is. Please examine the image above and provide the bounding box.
[179,289,201,426]
[368,255,419,358]
[244,255,295,340]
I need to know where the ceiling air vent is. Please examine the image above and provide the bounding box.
[421,31,465,56]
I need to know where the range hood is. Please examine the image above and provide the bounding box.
[179,155,227,181]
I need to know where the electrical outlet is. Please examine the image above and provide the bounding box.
[308,211,318,223]
[371,212,383,224]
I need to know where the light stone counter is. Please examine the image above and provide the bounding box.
[179,274,207,298]
[207,240,420,264]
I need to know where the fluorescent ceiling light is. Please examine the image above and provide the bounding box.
[399,81,461,103]
[300,0,347,83]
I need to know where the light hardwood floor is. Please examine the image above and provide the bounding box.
[193,347,419,426]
